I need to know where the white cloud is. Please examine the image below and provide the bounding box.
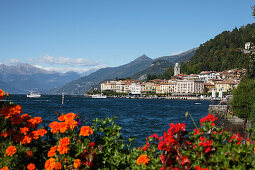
[33,64,106,74]
[38,55,101,66]
[9,59,20,64]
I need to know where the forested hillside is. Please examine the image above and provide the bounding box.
[180,23,255,74]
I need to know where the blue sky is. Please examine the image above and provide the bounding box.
[0,0,254,73]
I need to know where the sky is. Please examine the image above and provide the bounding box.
[0,0,254,73]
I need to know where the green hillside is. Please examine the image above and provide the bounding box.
[180,23,255,74]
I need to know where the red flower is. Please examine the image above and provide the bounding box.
[149,133,159,139]
[199,140,213,153]
[181,156,190,165]
[195,165,212,170]
[200,114,218,126]
[199,136,206,141]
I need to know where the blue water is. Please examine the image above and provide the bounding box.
[8,95,210,146]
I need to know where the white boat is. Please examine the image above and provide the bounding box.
[91,94,107,98]
[27,92,41,98]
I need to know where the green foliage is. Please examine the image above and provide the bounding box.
[159,66,174,79]
[231,78,255,119]
[91,117,133,169]
[181,24,255,74]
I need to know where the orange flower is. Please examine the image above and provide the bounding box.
[59,137,70,146]
[73,159,81,168]
[0,89,5,100]
[26,117,42,129]
[37,129,47,137]
[0,167,9,170]
[137,155,150,166]
[65,113,76,120]
[20,127,30,135]
[47,146,57,157]
[45,158,56,170]
[21,114,31,121]
[57,145,70,155]
[59,122,68,133]
[11,115,23,125]
[27,150,33,158]
[22,135,33,145]
[58,115,66,121]
[58,113,76,122]
[79,126,93,136]
[54,162,62,170]
[1,105,22,119]
[49,121,60,134]
[66,120,78,130]
[27,163,36,170]
[5,146,16,156]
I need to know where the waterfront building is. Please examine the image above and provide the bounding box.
[204,83,215,93]
[116,81,125,93]
[152,84,161,94]
[130,83,141,95]
[101,81,117,92]
[214,81,235,92]
[174,63,180,76]
[177,80,204,94]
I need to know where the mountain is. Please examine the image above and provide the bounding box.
[155,48,198,64]
[132,48,197,80]
[0,63,81,94]
[49,55,153,95]
[181,23,255,74]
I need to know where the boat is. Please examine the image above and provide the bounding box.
[91,94,107,98]
[27,92,41,98]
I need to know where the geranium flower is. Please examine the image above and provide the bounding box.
[137,155,150,166]
[181,155,190,165]
[0,167,9,170]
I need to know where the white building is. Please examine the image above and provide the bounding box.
[198,71,216,83]
[174,63,180,76]
[177,80,204,94]
[130,83,142,95]
[101,81,117,92]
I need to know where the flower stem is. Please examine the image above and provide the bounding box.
[189,112,198,129]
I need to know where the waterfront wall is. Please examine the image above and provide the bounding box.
[209,105,250,137]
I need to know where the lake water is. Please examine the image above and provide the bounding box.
[9,95,211,146]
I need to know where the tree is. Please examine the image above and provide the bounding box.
[231,78,255,120]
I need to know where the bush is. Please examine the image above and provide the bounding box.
[1,89,255,169]
[231,78,255,120]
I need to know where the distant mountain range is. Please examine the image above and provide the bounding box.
[48,55,154,95]
[49,48,197,95]
[0,63,81,94]
[0,48,197,95]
